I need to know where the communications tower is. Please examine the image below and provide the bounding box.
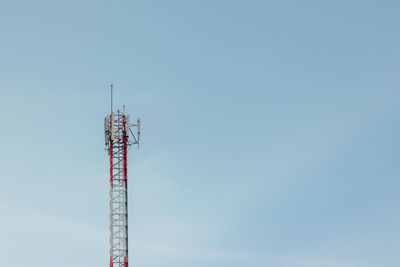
[104,85,141,267]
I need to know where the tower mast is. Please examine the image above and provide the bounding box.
[105,86,141,267]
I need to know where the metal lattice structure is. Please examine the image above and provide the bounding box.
[105,90,140,267]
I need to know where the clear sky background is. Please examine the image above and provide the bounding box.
[0,1,399,266]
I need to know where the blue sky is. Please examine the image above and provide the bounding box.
[0,1,399,266]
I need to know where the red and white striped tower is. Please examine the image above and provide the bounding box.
[105,86,141,267]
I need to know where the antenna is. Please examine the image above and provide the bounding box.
[137,118,141,149]
[111,83,113,113]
